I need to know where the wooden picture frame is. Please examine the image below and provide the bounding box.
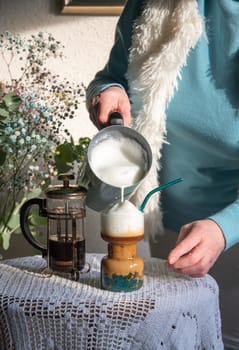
[61,1,125,15]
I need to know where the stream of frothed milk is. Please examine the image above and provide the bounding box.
[90,137,145,202]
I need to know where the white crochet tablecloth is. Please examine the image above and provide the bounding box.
[0,254,223,350]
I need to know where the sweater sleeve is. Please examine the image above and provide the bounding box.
[209,200,239,250]
[86,0,142,110]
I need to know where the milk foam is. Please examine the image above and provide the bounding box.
[101,200,144,237]
[90,137,145,187]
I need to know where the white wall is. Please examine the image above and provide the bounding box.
[0,0,151,259]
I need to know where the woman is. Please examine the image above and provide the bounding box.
[86,1,239,348]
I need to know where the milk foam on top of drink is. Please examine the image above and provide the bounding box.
[90,137,145,187]
[101,200,144,237]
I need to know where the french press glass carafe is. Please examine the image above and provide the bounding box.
[20,174,88,280]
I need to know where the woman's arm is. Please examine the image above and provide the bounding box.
[86,0,143,110]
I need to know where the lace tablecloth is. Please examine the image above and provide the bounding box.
[0,254,223,350]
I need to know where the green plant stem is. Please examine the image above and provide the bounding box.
[1,52,14,82]
[1,147,33,228]
[2,223,20,236]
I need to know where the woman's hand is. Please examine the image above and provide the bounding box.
[167,219,226,277]
[89,86,131,129]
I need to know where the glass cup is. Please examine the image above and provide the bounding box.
[100,200,144,292]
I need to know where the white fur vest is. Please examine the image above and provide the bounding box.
[127,0,203,237]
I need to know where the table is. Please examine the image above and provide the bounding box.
[0,254,223,350]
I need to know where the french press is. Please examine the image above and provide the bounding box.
[20,174,87,280]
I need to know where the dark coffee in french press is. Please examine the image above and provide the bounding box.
[47,205,86,274]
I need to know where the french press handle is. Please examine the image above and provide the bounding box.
[20,198,47,257]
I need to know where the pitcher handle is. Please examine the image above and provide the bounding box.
[20,198,47,257]
[109,112,124,126]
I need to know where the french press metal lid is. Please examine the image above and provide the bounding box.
[46,173,87,199]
